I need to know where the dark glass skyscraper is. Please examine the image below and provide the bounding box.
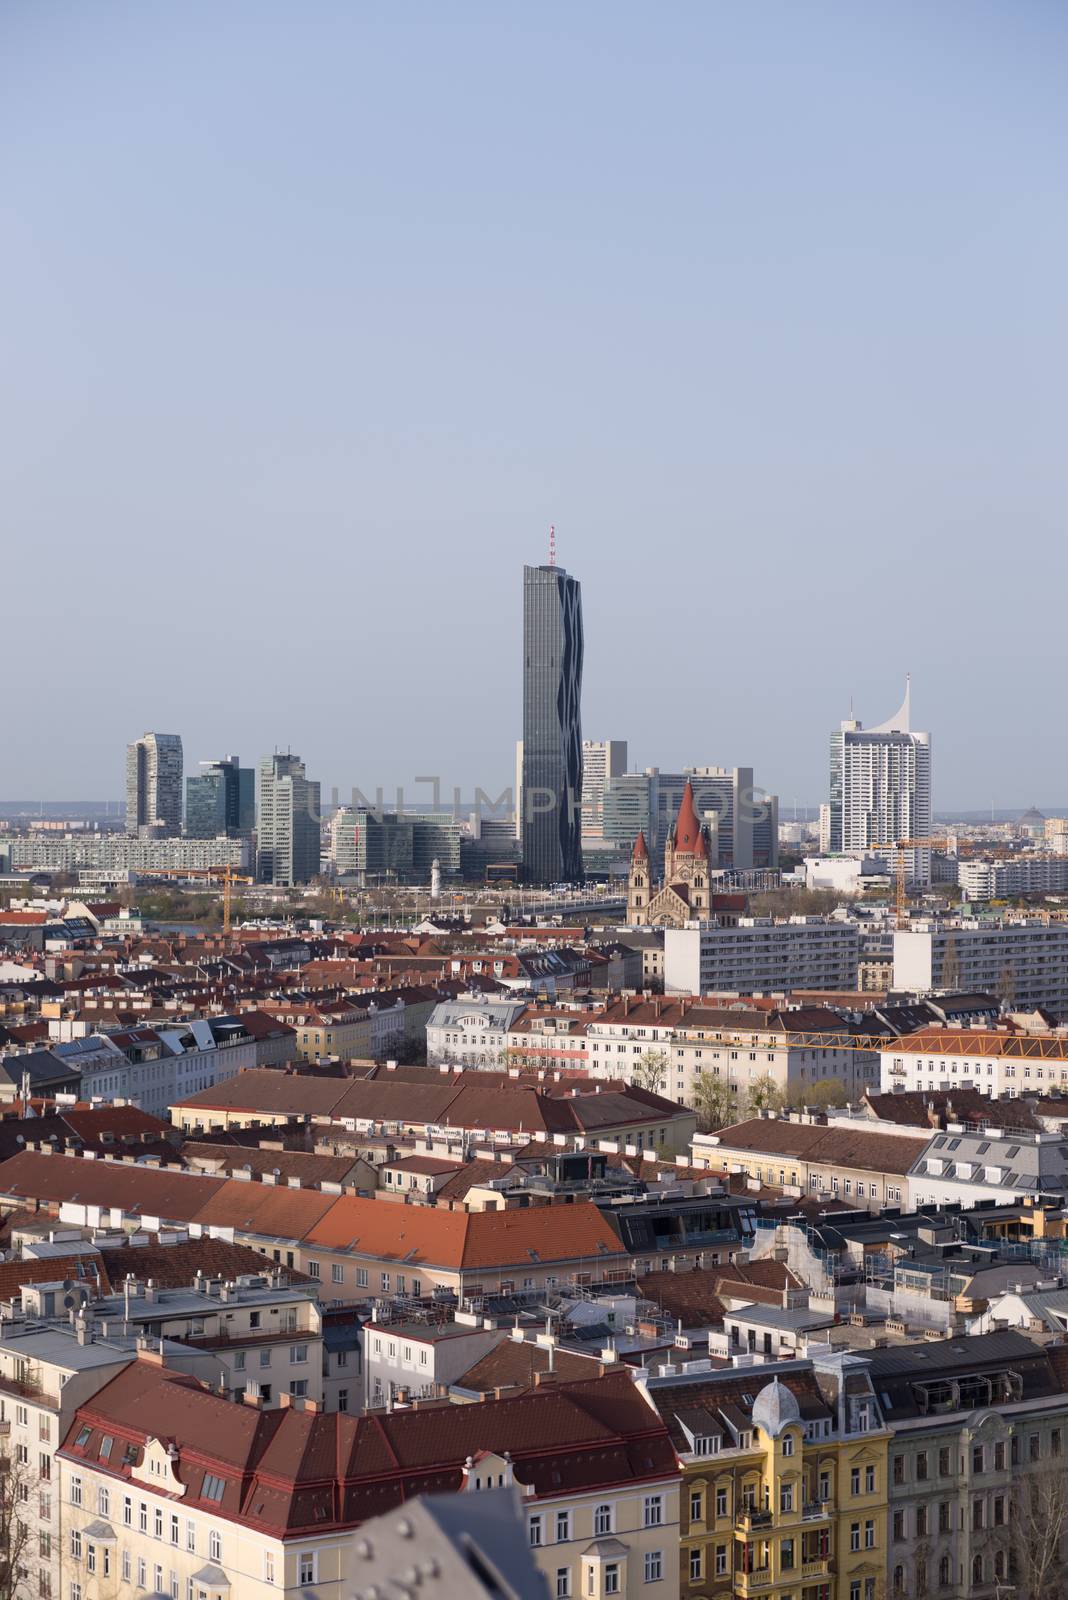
[521,562,584,884]
[186,756,255,838]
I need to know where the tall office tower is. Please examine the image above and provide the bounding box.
[125,732,183,836]
[256,752,321,886]
[185,756,255,838]
[606,766,777,875]
[580,740,628,838]
[521,558,584,884]
[828,677,932,884]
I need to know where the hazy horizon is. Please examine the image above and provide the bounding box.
[5,3,1066,810]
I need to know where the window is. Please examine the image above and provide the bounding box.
[123,1497,132,1528]
[529,1516,543,1547]
[689,1550,702,1582]
[850,1524,861,1552]
[87,1547,97,1575]
[594,1505,613,1536]
[782,1432,794,1456]
[893,1511,904,1541]
[154,1509,163,1539]
[291,1380,308,1399]
[74,1426,91,1449]
[122,1552,131,1583]
[170,1575,178,1600]
[644,1551,662,1583]
[556,1571,571,1599]
[1030,1433,1041,1462]
[939,1556,951,1588]
[556,1511,571,1542]
[850,1468,860,1495]
[290,1345,308,1364]
[780,1485,794,1514]
[916,1507,928,1537]
[864,1519,875,1549]
[139,1503,148,1534]
[264,1551,276,1586]
[260,1349,272,1368]
[338,1389,348,1413]
[201,1475,226,1503]
[716,1487,728,1518]
[299,1554,317,1585]
[865,1465,875,1493]
[70,1531,82,1560]
[938,1502,950,1534]
[714,1545,728,1577]
[892,1455,904,1485]
[643,1495,663,1527]
[604,1567,620,1596]
[171,1515,180,1545]
[356,1268,368,1288]
[1054,1428,1063,1458]
[331,1264,344,1284]
[137,1559,146,1589]
[70,1477,82,1508]
[307,1261,321,1279]
[972,1445,984,1473]
[938,1446,951,1476]
[70,1587,81,1600]
[916,1450,929,1481]
[235,1352,246,1372]
[689,1490,703,1522]
[381,1273,391,1293]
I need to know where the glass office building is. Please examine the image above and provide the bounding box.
[186,757,255,838]
[521,562,584,884]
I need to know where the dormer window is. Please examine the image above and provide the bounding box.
[694,1436,720,1457]
[782,1433,795,1457]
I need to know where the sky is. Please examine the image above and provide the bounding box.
[4,1,1067,811]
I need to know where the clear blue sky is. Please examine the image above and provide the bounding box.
[4,2,1066,809]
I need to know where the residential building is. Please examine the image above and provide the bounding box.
[957,854,1068,899]
[4,833,250,875]
[893,918,1068,1011]
[126,732,184,837]
[521,560,584,885]
[361,1309,503,1408]
[642,1354,889,1600]
[585,996,878,1108]
[880,1025,1068,1097]
[256,752,321,887]
[906,1124,1068,1207]
[874,1331,1068,1600]
[664,918,859,996]
[56,1362,678,1600]
[581,741,628,839]
[185,757,255,839]
[0,1322,133,1600]
[426,997,530,1066]
[692,1115,927,1211]
[828,679,932,885]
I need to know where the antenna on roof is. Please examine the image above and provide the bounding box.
[548,524,556,567]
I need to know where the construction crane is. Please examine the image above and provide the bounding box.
[137,864,251,932]
[888,837,958,929]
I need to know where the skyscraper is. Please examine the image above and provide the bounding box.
[185,756,255,838]
[125,732,183,836]
[521,559,584,884]
[256,752,321,886]
[828,677,932,884]
[580,740,627,839]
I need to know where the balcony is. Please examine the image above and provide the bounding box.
[735,1507,773,1533]
[801,1558,831,1579]
[802,1501,833,1523]
[734,1568,773,1596]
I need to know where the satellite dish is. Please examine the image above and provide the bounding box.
[63,1293,78,1310]
[62,1280,74,1293]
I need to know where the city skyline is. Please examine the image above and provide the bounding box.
[5,5,1067,808]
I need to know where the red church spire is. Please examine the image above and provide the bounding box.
[631,829,649,861]
[673,780,703,853]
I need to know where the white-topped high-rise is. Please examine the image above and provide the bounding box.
[828,677,932,884]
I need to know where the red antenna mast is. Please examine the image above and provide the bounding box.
[548,524,556,567]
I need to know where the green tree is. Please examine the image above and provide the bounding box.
[745,1073,785,1117]
[803,1078,848,1111]
[693,1072,735,1132]
[0,1447,34,1600]
[631,1049,669,1096]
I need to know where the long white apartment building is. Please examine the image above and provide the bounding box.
[585,994,877,1107]
[880,1025,1068,1097]
[893,919,1068,1012]
[664,917,859,996]
[4,833,250,874]
[958,856,1068,900]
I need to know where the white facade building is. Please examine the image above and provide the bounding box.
[880,1028,1068,1097]
[5,834,250,875]
[425,997,529,1067]
[581,740,628,838]
[957,856,1068,900]
[827,680,932,885]
[893,920,1068,1012]
[664,918,859,996]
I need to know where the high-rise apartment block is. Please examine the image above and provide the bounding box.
[125,732,183,836]
[521,560,584,884]
[828,679,932,884]
[185,756,255,838]
[256,752,321,886]
[581,739,627,838]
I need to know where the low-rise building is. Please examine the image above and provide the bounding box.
[693,1115,927,1211]
[880,1024,1068,1097]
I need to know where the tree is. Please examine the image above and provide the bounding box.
[693,1072,735,1132]
[940,932,960,991]
[631,1049,669,1096]
[803,1078,848,1111]
[745,1074,785,1117]
[0,1448,35,1600]
[997,962,1017,1007]
[1013,1462,1068,1600]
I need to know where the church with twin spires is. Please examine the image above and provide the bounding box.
[626,779,713,927]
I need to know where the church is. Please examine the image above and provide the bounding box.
[626,780,713,927]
